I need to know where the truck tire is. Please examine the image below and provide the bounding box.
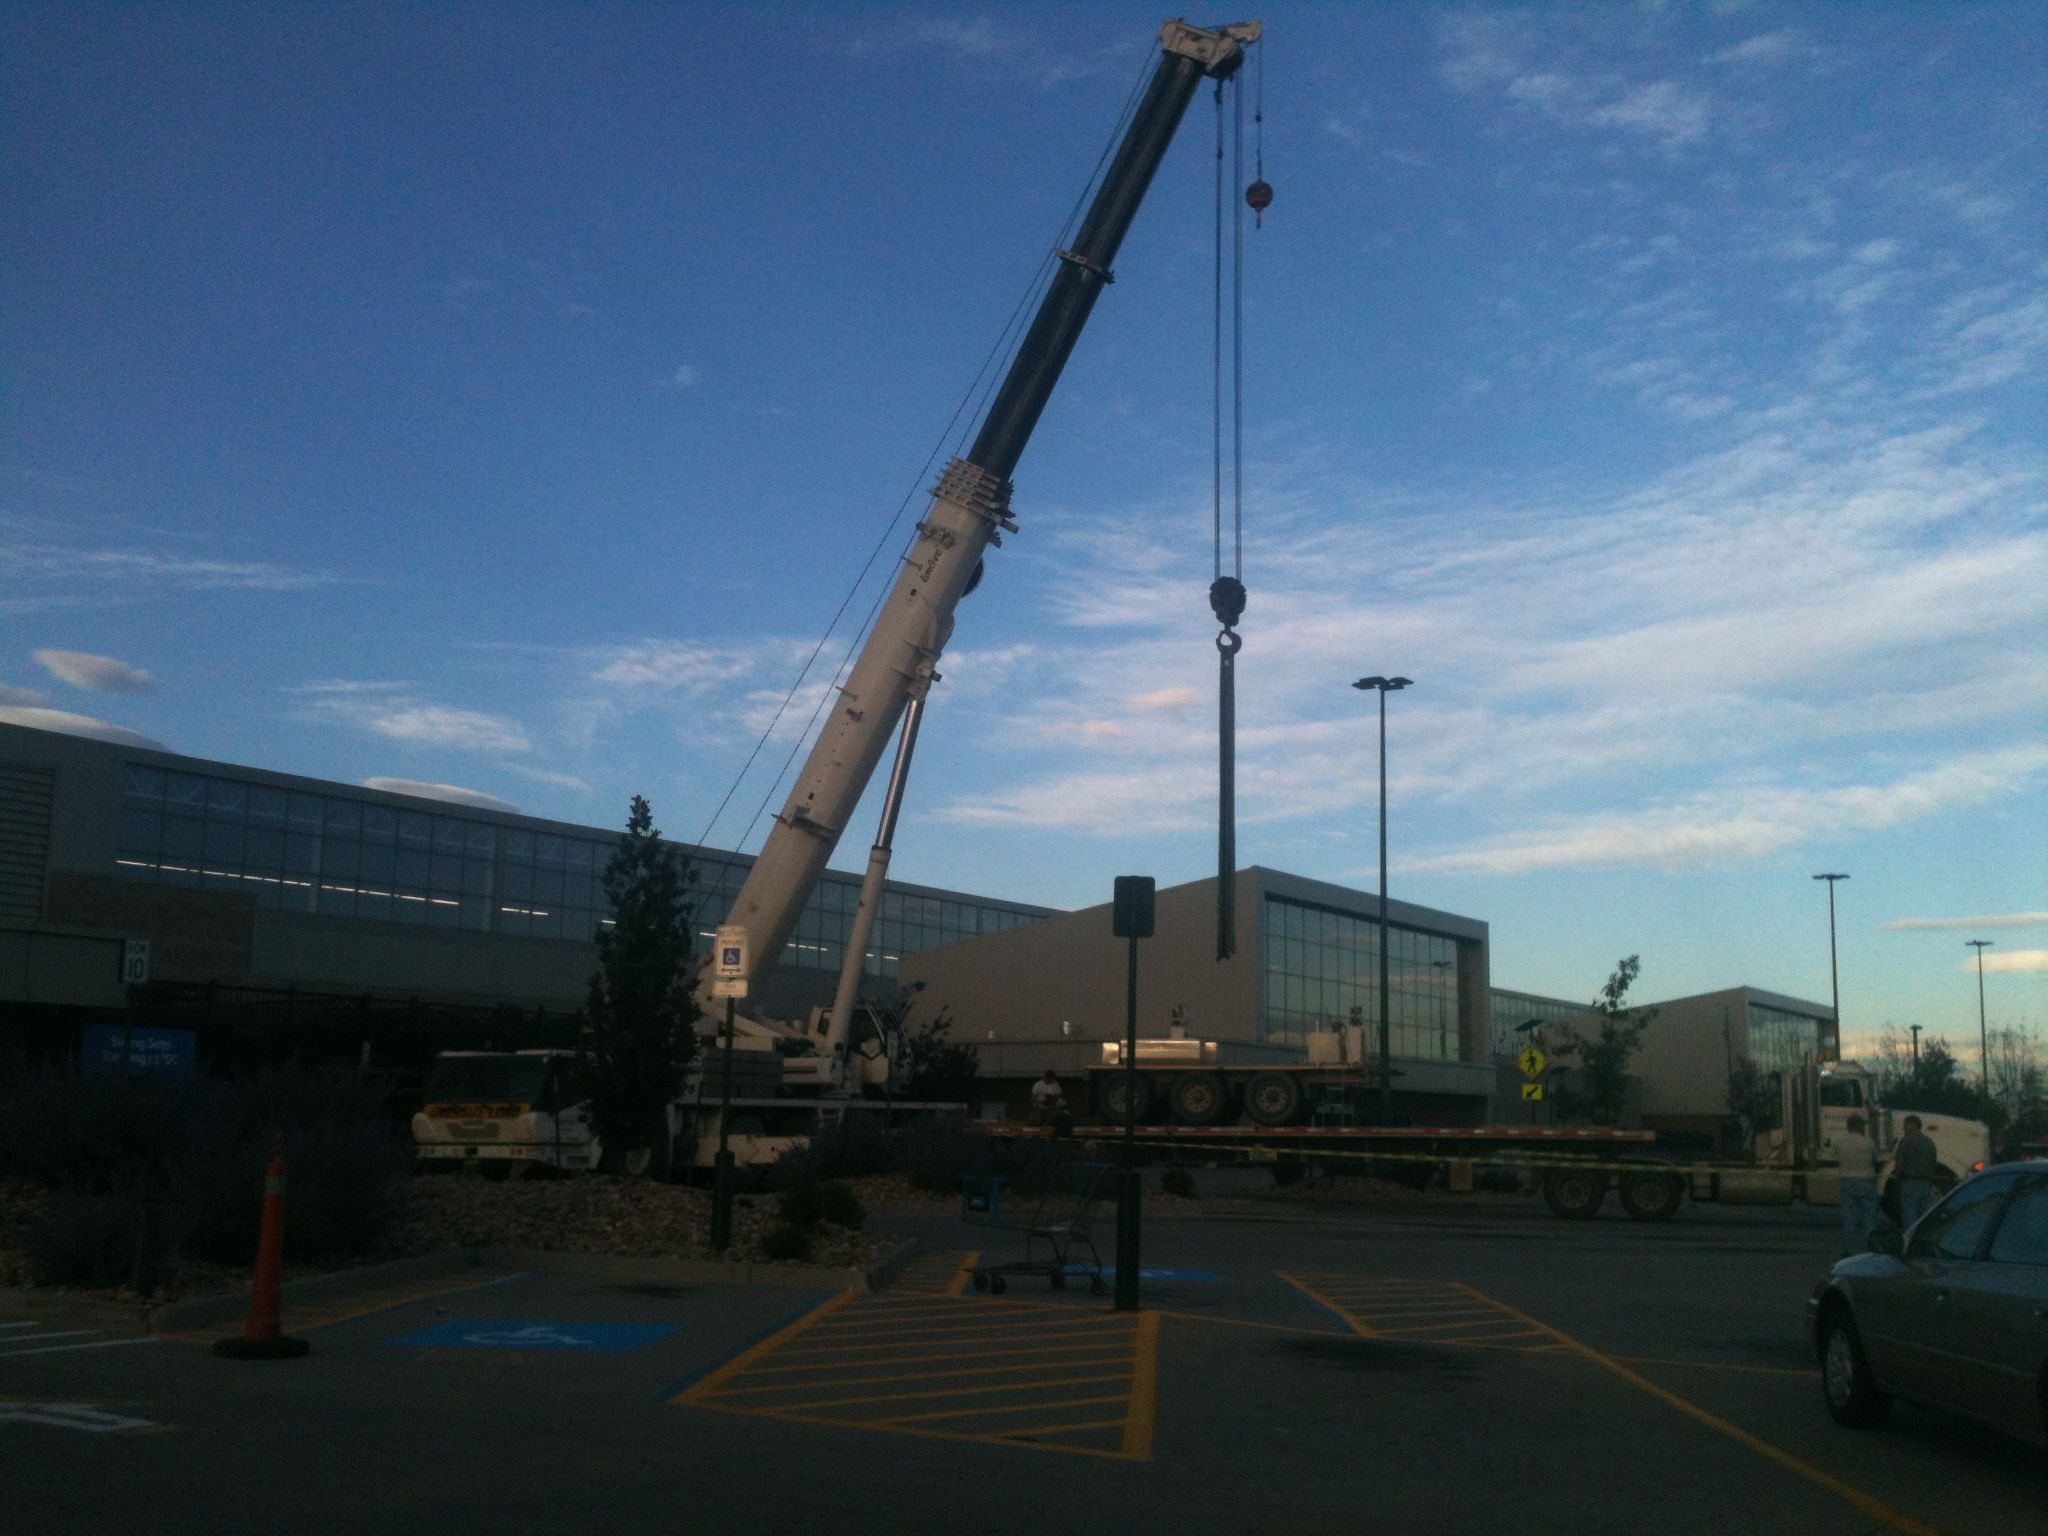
[1169,1072,1228,1126]
[1244,1072,1304,1127]
[1095,1072,1153,1125]
[1618,1170,1683,1222]
[1542,1165,1606,1219]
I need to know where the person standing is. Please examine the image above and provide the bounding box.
[1892,1114,1938,1232]
[1835,1113,1879,1256]
[1030,1069,1066,1126]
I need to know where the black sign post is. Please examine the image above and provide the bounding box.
[1111,876,1154,1313]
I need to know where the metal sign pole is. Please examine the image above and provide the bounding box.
[1111,876,1153,1314]
[711,994,737,1251]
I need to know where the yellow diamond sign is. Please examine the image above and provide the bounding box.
[1517,1045,1548,1079]
[1522,1082,1545,1101]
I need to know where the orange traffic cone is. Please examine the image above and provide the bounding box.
[214,1133,310,1360]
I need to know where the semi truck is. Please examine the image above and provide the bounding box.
[413,19,1265,1174]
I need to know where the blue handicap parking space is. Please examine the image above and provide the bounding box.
[386,1321,677,1352]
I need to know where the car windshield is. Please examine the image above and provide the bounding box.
[423,1055,552,1104]
[1987,1175,2048,1265]
[1908,1172,2020,1261]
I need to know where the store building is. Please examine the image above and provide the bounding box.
[0,722,1052,1067]
[900,867,1497,1123]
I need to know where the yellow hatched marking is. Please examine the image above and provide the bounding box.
[776,1323,1136,1359]
[755,1411,1140,1462]
[1121,1310,1159,1459]
[707,1353,1133,1395]
[765,1370,1133,1416]
[946,1252,978,1298]
[1275,1271,1377,1338]
[670,1292,852,1406]
[741,1338,1143,1374]
[802,1311,1110,1341]
[875,1391,1129,1427]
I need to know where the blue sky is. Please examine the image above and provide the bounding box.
[4,2,2043,1054]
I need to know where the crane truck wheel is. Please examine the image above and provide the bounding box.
[1618,1170,1683,1221]
[1095,1073,1154,1125]
[1169,1071,1228,1126]
[1244,1072,1304,1127]
[1542,1165,1606,1219]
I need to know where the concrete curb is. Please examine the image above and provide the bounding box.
[149,1236,924,1333]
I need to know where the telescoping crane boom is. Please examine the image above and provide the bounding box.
[694,19,1261,1090]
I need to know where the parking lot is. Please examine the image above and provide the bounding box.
[5,1193,2042,1535]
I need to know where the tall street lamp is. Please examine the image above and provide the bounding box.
[1812,873,1848,1059]
[1967,939,1993,1090]
[1353,675,1412,1125]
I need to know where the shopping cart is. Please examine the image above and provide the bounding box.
[963,1161,1115,1296]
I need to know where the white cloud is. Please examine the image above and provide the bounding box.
[304,685,531,754]
[1882,912,2048,933]
[0,539,338,612]
[32,648,157,693]
[366,706,530,754]
[594,641,752,691]
[1979,950,2048,975]
[1707,32,1806,68]
[1588,81,1710,146]
[360,778,521,815]
[507,764,596,793]
[1132,687,1202,712]
[0,682,49,707]
[1404,745,2048,875]
[669,363,700,389]
[0,705,166,750]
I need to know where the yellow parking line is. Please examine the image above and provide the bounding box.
[756,1410,1140,1461]
[741,1337,1146,1374]
[1452,1285,1945,1536]
[1275,1271,1377,1337]
[1148,1311,1339,1337]
[777,1323,1136,1359]
[1605,1353,1812,1379]
[1121,1311,1159,1459]
[764,1370,1133,1416]
[877,1391,1129,1427]
[801,1313,1113,1343]
[707,1353,1135,1394]
[1009,1416,1131,1441]
[671,1292,852,1406]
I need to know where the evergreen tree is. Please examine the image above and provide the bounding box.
[582,796,699,1172]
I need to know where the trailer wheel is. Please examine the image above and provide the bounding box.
[1095,1073,1154,1125]
[1542,1165,1605,1219]
[1169,1072,1228,1126]
[1618,1170,1683,1222]
[972,1271,989,1294]
[1244,1072,1304,1127]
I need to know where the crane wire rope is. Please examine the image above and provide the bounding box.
[1208,53,1254,959]
[695,53,1158,863]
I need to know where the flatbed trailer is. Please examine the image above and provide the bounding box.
[982,1120,1693,1218]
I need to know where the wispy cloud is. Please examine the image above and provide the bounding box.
[0,682,49,707]
[360,777,520,814]
[0,705,166,751]
[1979,949,2048,975]
[593,641,754,691]
[32,648,157,693]
[668,362,700,389]
[1881,912,2048,934]
[0,530,341,613]
[304,684,531,755]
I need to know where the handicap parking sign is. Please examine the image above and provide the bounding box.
[386,1321,676,1352]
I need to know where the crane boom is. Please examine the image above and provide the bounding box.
[702,19,1259,1037]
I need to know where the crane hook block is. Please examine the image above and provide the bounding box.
[1209,575,1247,629]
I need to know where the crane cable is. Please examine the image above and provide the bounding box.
[1210,56,1256,960]
[695,54,1158,865]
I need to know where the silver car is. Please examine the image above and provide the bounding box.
[1808,1161,2048,1446]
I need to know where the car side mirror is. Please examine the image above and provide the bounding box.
[1866,1228,1904,1257]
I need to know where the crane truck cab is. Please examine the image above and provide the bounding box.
[411,1049,601,1175]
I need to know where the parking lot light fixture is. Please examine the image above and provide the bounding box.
[1352,676,1412,1124]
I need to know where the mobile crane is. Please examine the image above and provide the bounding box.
[672,19,1263,1161]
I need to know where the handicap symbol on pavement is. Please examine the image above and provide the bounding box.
[386,1321,677,1352]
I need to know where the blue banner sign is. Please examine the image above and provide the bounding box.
[80,1024,197,1077]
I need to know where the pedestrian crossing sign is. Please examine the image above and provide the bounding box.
[1521,1082,1545,1101]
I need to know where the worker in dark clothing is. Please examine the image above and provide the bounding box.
[1892,1114,1938,1231]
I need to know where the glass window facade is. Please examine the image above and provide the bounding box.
[1260,896,1461,1059]
[1748,1003,1825,1078]
[115,762,1046,972]
[1487,990,1590,1055]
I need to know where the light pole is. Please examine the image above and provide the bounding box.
[1812,873,1848,1059]
[1967,939,1993,1091]
[1909,1024,1922,1072]
[1353,675,1411,1125]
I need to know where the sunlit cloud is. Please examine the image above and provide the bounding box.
[33,648,157,693]
[1978,949,2048,975]
[1881,912,2048,934]
[0,705,166,751]
[360,777,520,815]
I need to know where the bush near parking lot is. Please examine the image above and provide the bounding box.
[0,1064,409,1290]
[759,1223,813,1262]
[769,1114,895,1189]
[777,1179,867,1232]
